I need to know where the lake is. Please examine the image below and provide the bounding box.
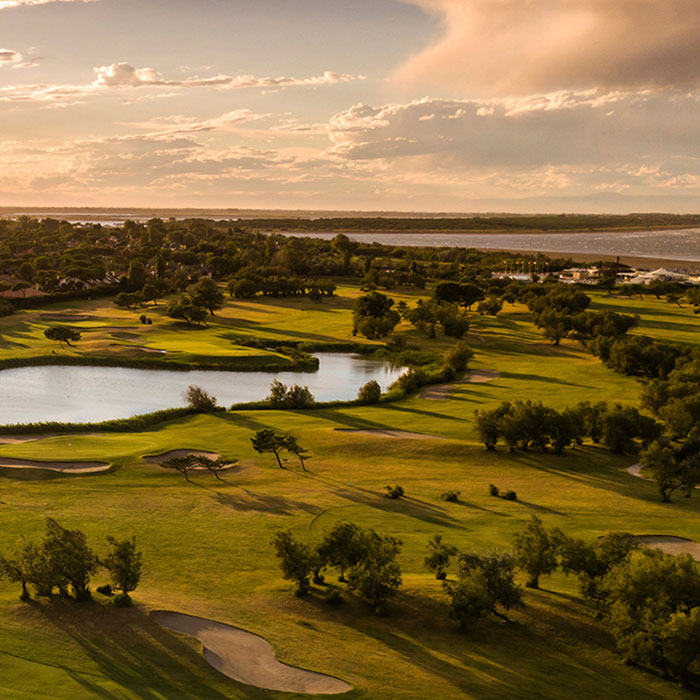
[0,354,404,424]
[278,228,700,263]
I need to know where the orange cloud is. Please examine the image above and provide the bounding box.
[396,0,700,95]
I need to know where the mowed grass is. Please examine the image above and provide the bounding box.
[0,290,698,699]
[0,283,416,368]
[590,289,700,346]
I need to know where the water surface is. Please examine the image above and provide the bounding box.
[279,228,700,263]
[1,354,403,424]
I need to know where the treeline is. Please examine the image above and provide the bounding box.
[512,517,700,687]
[474,401,660,455]
[0,518,141,606]
[239,213,700,233]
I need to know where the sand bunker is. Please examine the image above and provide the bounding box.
[151,611,351,694]
[420,369,501,400]
[0,434,60,444]
[333,428,444,440]
[0,457,110,474]
[144,449,237,471]
[145,449,222,464]
[635,535,700,561]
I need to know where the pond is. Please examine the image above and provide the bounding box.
[0,353,405,424]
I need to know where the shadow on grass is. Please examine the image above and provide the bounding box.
[32,601,270,700]
[210,488,321,516]
[328,486,471,531]
[301,587,671,700]
[498,372,585,388]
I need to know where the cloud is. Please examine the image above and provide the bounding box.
[92,62,365,89]
[397,0,700,94]
[328,91,700,166]
[0,62,365,104]
[0,49,22,66]
[0,0,97,9]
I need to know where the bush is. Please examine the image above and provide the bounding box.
[357,380,382,404]
[96,585,113,596]
[183,385,218,411]
[325,589,344,606]
[267,379,315,408]
[489,484,500,497]
[503,490,518,501]
[441,490,460,502]
[384,485,405,499]
[113,592,132,607]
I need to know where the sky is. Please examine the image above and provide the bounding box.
[1,0,700,213]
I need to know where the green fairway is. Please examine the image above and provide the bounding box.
[0,289,697,699]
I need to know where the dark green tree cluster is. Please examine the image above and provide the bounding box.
[639,439,700,502]
[352,291,400,339]
[271,522,402,615]
[474,401,660,455]
[266,380,315,408]
[0,519,141,606]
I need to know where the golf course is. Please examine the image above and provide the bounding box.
[0,278,698,700]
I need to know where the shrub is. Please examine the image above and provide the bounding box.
[96,584,113,596]
[357,380,382,404]
[384,485,404,499]
[503,490,517,501]
[489,484,500,497]
[183,385,218,411]
[441,490,460,502]
[113,592,132,607]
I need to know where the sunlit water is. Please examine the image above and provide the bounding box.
[0,354,404,424]
[278,228,700,263]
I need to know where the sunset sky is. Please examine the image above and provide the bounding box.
[2,0,700,212]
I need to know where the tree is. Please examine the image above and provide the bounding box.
[352,291,400,340]
[444,570,491,631]
[183,385,218,412]
[161,455,199,482]
[251,428,287,468]
[317,522,364,582]
[127,260,147,290]
[102,536,142,605]
[167,295,209,326]
[346,531,402,615]
[477,297,503,316]
[604,550,700,684]
[17,261,34,283]
[42,518,99,601]
[44,325,81,348]
[114,292,141,310]
[0,538,41,601]
[424,534,457,580]
[443,341,474,373]
[357,380,381,404]
[641,440,699,502]
[267,380,315,408]
[271,530,316,596]
[513,515,558,588]
[191,277,224,315]
[282,434,310,471]
[456,551,524,622]
[141,282,160,305]
[195,455,234,481]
